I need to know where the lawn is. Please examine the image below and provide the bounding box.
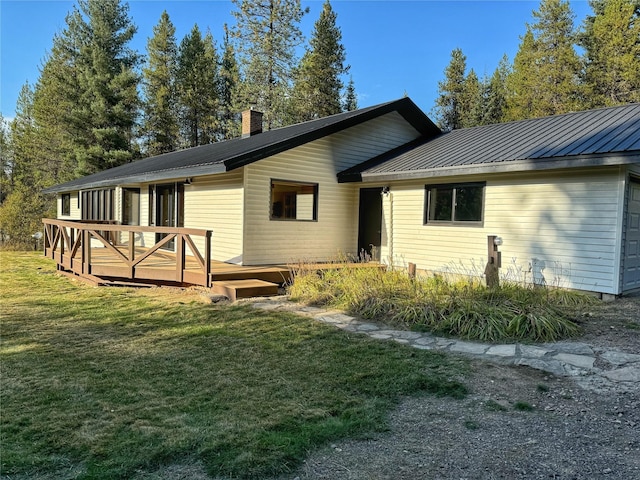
[0,252,468,479]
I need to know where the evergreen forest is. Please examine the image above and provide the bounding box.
[1,0,638,247]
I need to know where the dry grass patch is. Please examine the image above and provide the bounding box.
[289,265,596,342]
[1,253,467,479]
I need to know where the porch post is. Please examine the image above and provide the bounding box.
[83,228,91,276]
[128,231,135,280]
[176,233,185,283]
[205,231,212,288]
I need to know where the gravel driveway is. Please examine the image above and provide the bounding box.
[281,296,640,480]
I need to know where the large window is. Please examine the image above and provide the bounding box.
[61,193,71,216]
[270,180,318,221]
[425,183,485,225]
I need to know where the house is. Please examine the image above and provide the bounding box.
[43,98,640,297]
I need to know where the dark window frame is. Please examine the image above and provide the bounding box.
[424,182,485,226]
[270,179,319,222]
[80,188,115,221]
[61,193,71,216]
[122,188,141,226]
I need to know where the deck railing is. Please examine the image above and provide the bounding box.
[42,219,212,287]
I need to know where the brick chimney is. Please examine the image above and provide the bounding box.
[242,108,263,137]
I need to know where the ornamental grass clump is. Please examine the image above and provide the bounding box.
[289,264,595,343]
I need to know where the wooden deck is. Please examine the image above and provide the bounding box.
[42,218,382,299]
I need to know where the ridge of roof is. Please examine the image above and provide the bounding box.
[43,97,438,193]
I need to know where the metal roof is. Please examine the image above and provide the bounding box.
[43,97,439,193]
[340,103,640,183]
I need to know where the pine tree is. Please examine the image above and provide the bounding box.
[580,0,640,107]
[9,83,39,188]
[176,25,220,147]
[32,16,84,185]
[290,0,348,122]
[460,69,483,128]
[219,24,242,140]
[142,11,179,156]
[507,0,581,120]
[505,29,539,121]
[232,0,308,129]
[0,84,53,247]
[434,48,467,131]
[67,0,141,175]
[344,76,358,111]
[0,115,11,203]
[482,55,510,125]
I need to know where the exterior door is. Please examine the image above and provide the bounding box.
[358,188,383,261]
[622,179,640,291]
[155,184,175,250]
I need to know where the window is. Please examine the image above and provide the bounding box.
[61,193,71,216]
[81,188,115,221]
[425,183,485,224]
[270,180,318,221]
[122,188,140,226]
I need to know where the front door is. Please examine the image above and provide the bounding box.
[622,179,640,291]
[155,184,176,250]
[358,188,383,261]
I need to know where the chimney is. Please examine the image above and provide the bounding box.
[242,108,263,137]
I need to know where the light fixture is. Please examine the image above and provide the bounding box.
[381,186,390,196]
[493,236,503,246]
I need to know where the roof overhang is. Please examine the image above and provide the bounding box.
[341,152,640,183]
[43,164,228,193]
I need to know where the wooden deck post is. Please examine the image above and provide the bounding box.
[83,228,91,276]
[176,234,185,283]
[128,231,135,280]
[205,231,212,287]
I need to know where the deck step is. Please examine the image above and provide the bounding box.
[211,279,280,302]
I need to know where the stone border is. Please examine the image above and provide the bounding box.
[249,297,640,393]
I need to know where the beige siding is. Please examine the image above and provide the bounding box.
[243,112,421,264]
[57,192,81,220]
[382,168,625,294]
[184,172,244,263]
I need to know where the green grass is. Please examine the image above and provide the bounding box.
[289,266,596,342]
[0,252,468,479]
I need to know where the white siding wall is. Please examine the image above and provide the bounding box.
[381,168,625,294]
[184,171,244,263]
[57,192,81,220]
[243,112,421,265]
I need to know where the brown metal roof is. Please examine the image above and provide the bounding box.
[342,103,640,182]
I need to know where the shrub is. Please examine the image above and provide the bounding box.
[288,265,594,343]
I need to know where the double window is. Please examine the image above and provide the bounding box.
[425,183,485,225]
[270,180,318,221]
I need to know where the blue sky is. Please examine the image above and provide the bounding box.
[1,0,593,121]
